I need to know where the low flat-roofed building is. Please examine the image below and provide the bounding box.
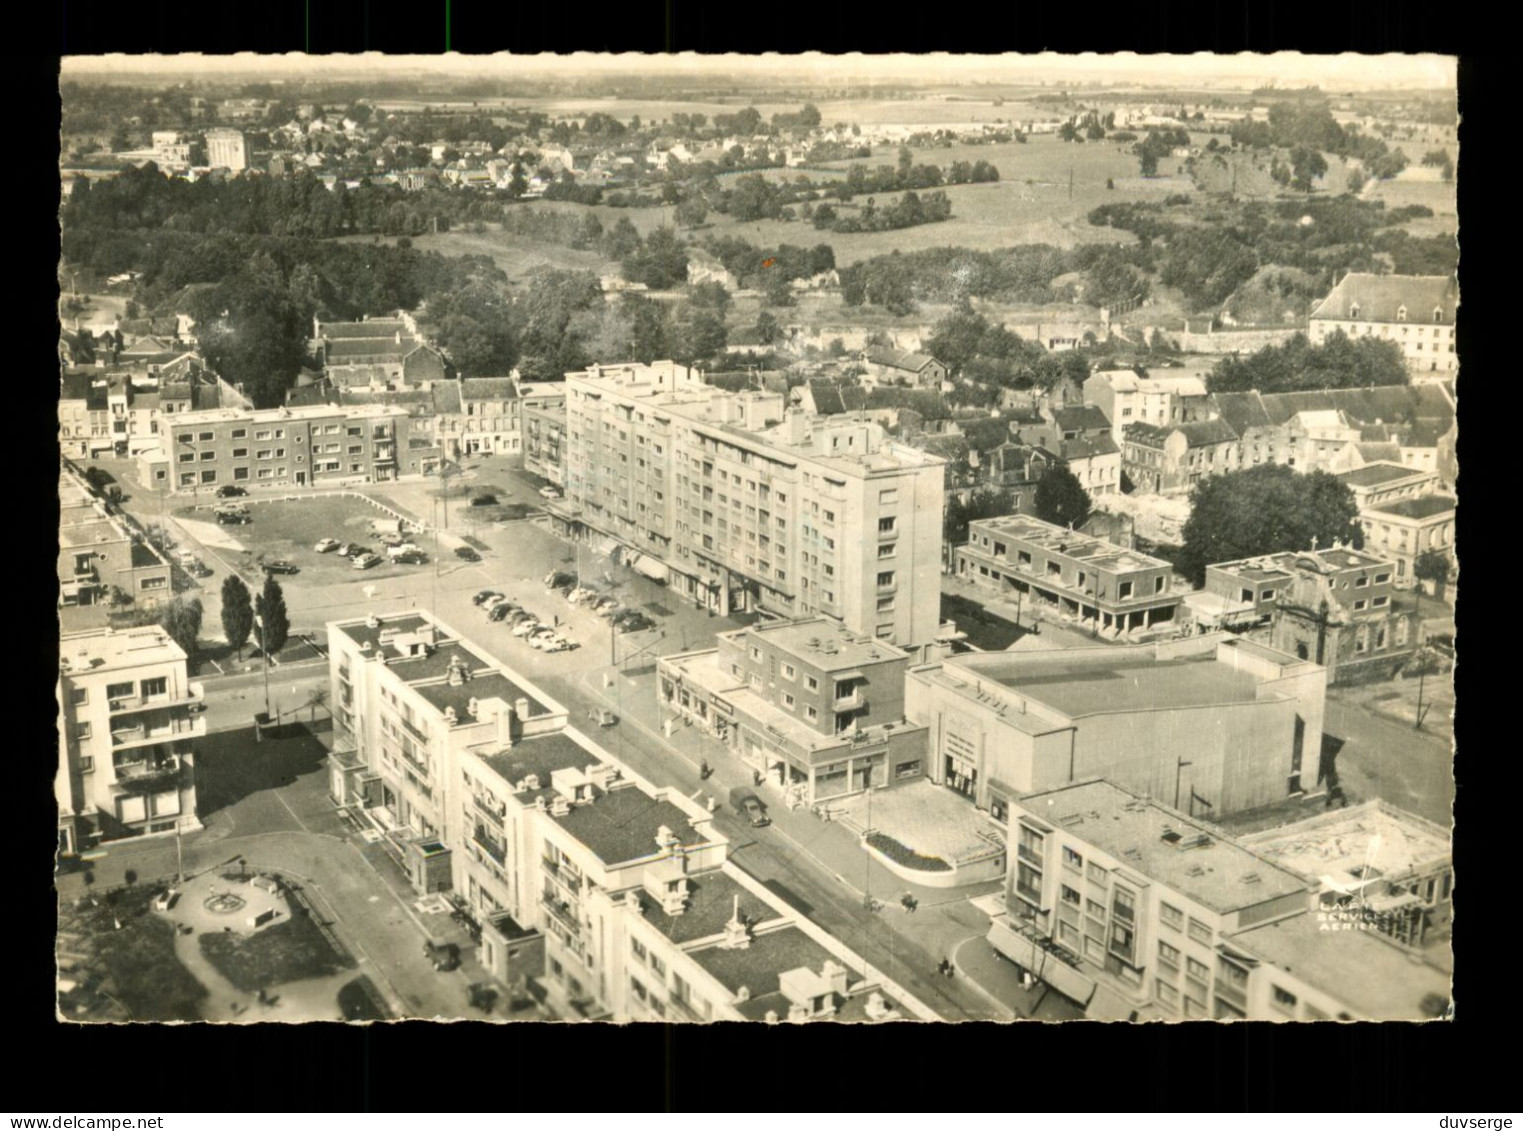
[1362,493,1457,590]
[1238,800,1453,949]
[906,634,1326,818]
[955,513,1181,638]
[1229,909,1452,1021]
[986,779,1450,1021]
[58,463,171,625]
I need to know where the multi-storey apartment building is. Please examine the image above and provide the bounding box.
[658,617,930,807]
[162,404,441,493]
[520,382,567,485]
[432,377,521,458]
[57,626,205,855]
[905,634,1327,818]
[954,513,1181,636]
[1204,547,1420,683]
[1334,461,1444,512]
[1361,494,1457,589]
[1309,272,1458,379]
[554,361,945,647]
[325,610,930,1022]
[204,127,248,172]
[1084,369,1213,445]
[987,779,1451,1020]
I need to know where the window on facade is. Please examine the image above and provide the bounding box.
[1087,862,1108,885]
[1062,846,1083,871]
[1187,918,1212,945]
[1118,580,1134,599]
[1160,903,1184,930]
[1158,940,1181,969]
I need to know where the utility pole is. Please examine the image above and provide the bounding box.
[254,612,271,720]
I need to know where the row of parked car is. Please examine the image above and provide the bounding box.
[472,589,577,653]
[312,532,430,571]
[545,571,656,634]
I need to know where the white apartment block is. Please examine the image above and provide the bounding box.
[555,361,946,649]
[325,610,930,1022]
[57,627,206,855]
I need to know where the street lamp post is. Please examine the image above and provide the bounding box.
[254,612,271,720]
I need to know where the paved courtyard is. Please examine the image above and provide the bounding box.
[834,778,1005,864]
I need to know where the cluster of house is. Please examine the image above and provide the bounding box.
[58,463,171,628]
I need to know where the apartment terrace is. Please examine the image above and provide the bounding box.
[637,870,780,947]
[548,786,713,869]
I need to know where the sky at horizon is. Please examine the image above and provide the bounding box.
[62,52,1456,92]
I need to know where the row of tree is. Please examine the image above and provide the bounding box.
[158,573,289,666]
[1205,331,1410,394]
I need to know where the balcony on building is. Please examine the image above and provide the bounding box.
[540,890,582,935]
[108,682,205,715]
[110,713,206,749]
[110,752,182,791]
[471,824,507,866]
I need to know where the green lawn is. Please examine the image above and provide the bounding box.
[199,881,355,993]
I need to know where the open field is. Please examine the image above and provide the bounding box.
[1364,173,1458,239]
[334,228,614,286]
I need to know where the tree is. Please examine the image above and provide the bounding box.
[1346,167,1368,194]
[220,574,253,659]
[1290,147,1329,193]
[160,596,203,662]
[944,488,1015,546]
[1178,465,1362,585]
[1034,465,1093,529]
[254,575,291,658]
[1413,548,1452,599]
[674,195,708,229]
[1138,146,1160,177]
[755,311,780,345]
[761,268,794,308]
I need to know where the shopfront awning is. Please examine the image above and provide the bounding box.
[987,916,1097,1007]
[1365,890,1422,914]
[594,536,620,559]
[631,556,669,582]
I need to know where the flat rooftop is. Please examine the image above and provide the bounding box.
[61,627,186,673]
[549,785,711,868]
[960,649,1267,717]
[1231,912,1451,1020]
[1337,463,1431,488]
[171,403,410,425]
[478,730,601,791]
[1212,547,1392,578]
[414,670,551,721]
[730,617,909,671]
[1020,780,1310,914]
[1238,801,1452,887]
[334,614,440,657]
[1371,495,1457,520]
[970,514,1171,572]
[60,520,127,548]
[689,923,839,1003]
[639,870,783,946]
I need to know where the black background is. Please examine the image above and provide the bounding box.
[20,2,1496,1112]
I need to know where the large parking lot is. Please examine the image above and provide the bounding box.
[175,494,435,587]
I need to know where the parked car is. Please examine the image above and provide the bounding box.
[487,602,520,622]
[617,614,655,634]
[538,486,561,500]
[593,598,621,618]
[336,543,354,557]
[528,628,557,649]
[454,546,482,563]
[394,550,428,565]
[386,542,422,558]
[473,590,505,606]
[343,544,371,559]
[216,511,252,525]
[504,610,535,627]
[567,587,598,605]
[587,707,617,727]
[314,538,340,553]
[215,485,248,498]
[541,636,575,653]
[470,494,498,507]
[188,561,213,579]
[263,560,299,575]
[545,570,577,590]
[379,533,405,547]
[511,618,542,637]
[352,553,382,570]
[481,594,509,612]
[729,788,771,828]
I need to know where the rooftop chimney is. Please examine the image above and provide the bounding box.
[549,795,571,817]
[443,706,458,726]
[820,959,849,997]
[721,895,751,949]
[515,696,529,719]
[467,696,480,719]
[365,612,380,629]
[498,704,516,749]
